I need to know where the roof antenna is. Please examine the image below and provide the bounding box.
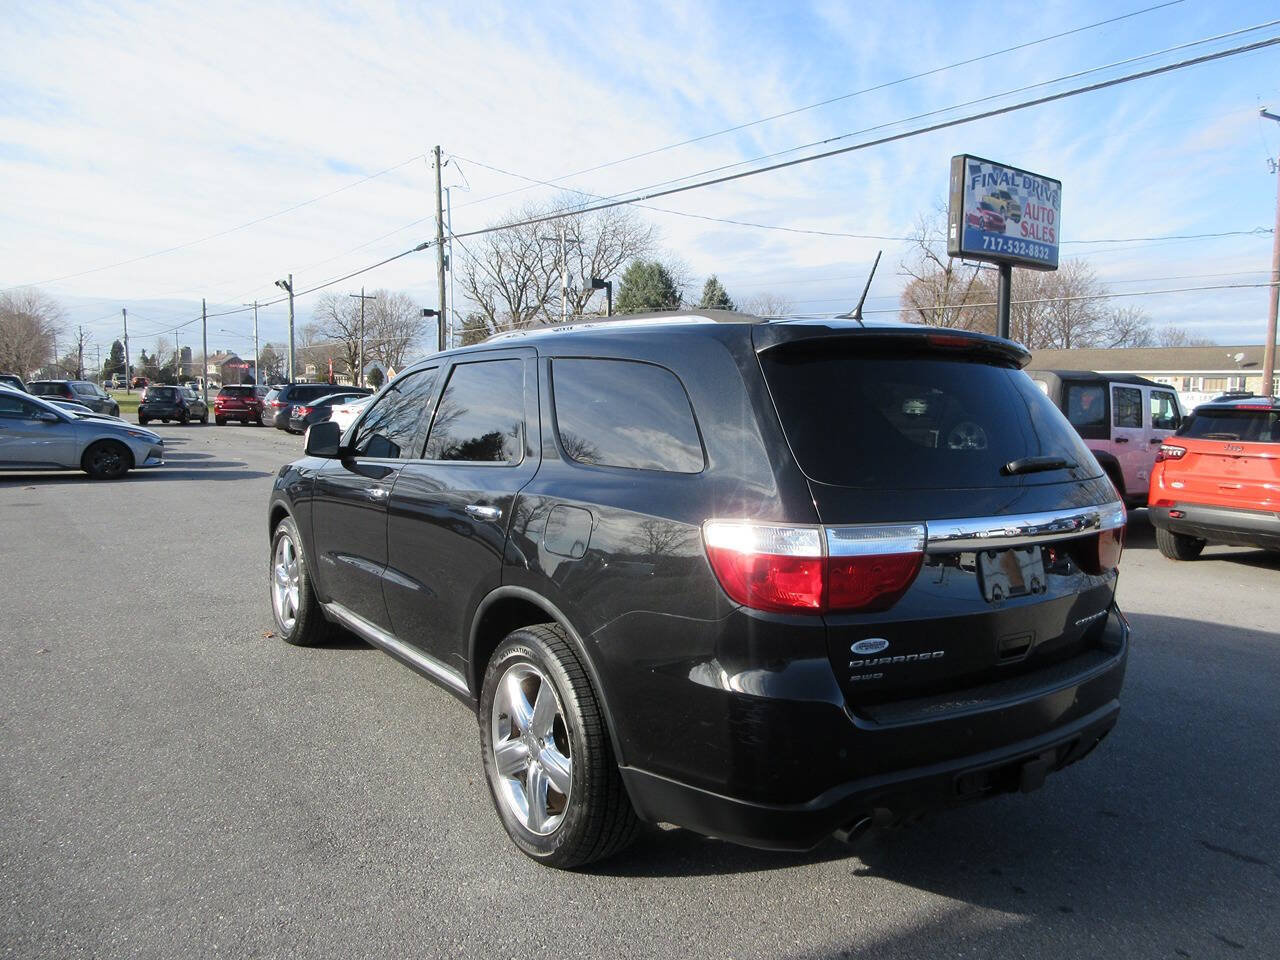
[836,250,881,327]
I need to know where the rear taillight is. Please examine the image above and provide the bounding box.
[295,406,312,417]
[271,399,286,407]
[703,523,824,613]
[702,522,926,614]
[1155,443,1186,463]
[1070,505,1127,575]
[826,525,926,612]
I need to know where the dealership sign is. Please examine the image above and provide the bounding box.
[947,155,1061,270]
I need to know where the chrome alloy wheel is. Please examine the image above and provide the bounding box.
[271,534,301,633]
[490,663,573,836]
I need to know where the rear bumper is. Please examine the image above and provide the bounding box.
[617,609,1128,851]
[1149,503,1280,550]
[621,701,1119,850]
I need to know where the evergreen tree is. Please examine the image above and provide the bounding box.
[697,275,734,311]
[615,260,682,313]
[103,340,125,379]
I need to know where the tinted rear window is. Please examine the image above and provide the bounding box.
[29,383,63,395]
[552,358,703,472]
[220,386,254,397]
[1180,408,1279,443]
[760,344,1099,489]
[148,388,178,400]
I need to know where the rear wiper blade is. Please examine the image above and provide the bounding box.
[1001,456,1076,476]
[1203,432,1240,440]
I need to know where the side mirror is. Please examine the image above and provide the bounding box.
[34,411,60,423]
[304,419,343,458]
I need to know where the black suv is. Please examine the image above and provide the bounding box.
[267,312,1129,868]
[138,385,208,425]
[264,383,347,430]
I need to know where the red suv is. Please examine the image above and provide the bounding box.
[1148,397,1280,559]
[214,384,268,425]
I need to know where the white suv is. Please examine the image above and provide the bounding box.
[1030,370,1184,506]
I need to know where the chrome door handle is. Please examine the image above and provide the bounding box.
[369,487,390,499]
[465,504,502,521]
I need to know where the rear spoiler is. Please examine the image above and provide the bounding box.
[752,323,1032,369]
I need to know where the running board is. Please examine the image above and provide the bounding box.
[322,601,469,696]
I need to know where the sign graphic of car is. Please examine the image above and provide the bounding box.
[967,201,1006,233]
[988,189,1021,222]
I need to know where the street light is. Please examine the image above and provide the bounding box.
[275,275,295,382]
[589,276,613,317]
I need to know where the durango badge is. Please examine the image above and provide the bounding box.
[851,638,890,655]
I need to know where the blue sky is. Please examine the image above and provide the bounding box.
[1,0,1277,362]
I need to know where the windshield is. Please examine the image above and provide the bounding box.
[760,343,1100,489]
[1180,407,1279,443]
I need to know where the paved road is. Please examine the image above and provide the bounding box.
[2,424,1278,959]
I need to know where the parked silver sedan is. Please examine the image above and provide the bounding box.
[0,386,164,479]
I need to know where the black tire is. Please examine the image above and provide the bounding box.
[215,416,226,426]
[138,415,148,425]
[1156,526,1205,561]
[199,413,208,425]
[268,516,337,647]
[111,405,120,417]
[255,413,264,427]
[178,409,189,424]
[479,624,640,869]
[81,439,132,480]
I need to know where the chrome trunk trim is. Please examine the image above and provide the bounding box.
[923,501,1126,553]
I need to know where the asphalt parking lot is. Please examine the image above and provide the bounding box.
[2,423,1278,960]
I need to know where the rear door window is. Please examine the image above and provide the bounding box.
[551,358,703,472]
[351,368,440,459]
[1111,387,1142,428]
[424,360,524,463]
[760,344,1098,489]
[1149,389,1180,431]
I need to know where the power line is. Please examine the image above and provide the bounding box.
[443,34,1280,247]
[4,153,426,292]
[453,0,1187,212]
[543,20,1280,212]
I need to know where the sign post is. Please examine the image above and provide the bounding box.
[947,155,1061,340]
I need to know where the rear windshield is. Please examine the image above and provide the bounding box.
[148,388,178,401]
[1180,408,1279,443]
[220,386,254,397]
[760,344,1100,489]
[28,383,63,395]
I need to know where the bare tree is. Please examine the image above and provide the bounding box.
[310,293,363,382]
[364,290,422,372]
[739,292,797,316]
[459,199,656,335]
[0,288,63,377]
[898,207,987,329]
[1156,325,1215,347]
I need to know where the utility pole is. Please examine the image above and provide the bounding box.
[275,276,295,381]
[95,344,101,384]
[349,288,376,387]
[122,308,131,393]
[1261,108,1280,398]
[243,301,260,386]
[76,325,85,380]
[433,145,447,353]
[201,299,209,408]
[445,186,457,348]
